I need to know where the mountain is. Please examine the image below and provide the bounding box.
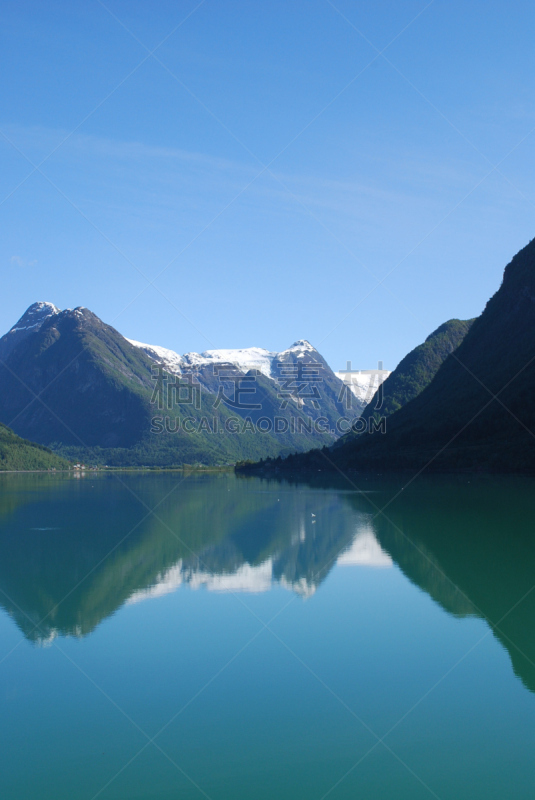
[0,306,157,449]
[128,335,364,430]
[334,318,473,447]
[0,304,361,465]
[362,318,474,420]
[240,237,535,474]
[130,335,382,422]
[0,422,68,471]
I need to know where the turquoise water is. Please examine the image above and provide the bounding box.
[0,471,534,799]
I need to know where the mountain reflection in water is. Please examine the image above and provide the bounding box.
[0,473,387,644]
[0,471,534,695]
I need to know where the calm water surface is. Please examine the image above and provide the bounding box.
[0,471,534,799]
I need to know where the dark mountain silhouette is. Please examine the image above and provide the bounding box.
[365,476,535,693]
[335,318,474,447]
[245,237,535,474]
[362,318,473,423]
[248,470,535,694]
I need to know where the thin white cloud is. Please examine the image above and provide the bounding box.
[10,255,37,267]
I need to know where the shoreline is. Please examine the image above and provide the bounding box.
[0,465,236,475]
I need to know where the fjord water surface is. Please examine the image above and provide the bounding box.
[0,471,534,799]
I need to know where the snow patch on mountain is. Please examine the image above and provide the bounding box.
[126,340,279,377]
[127,339,185,374]
[0,301,62,362]
[9,301,60,333]
[127,338,321,379]
[335,369,391,404]
[183,347,277,377]
[279,339,316,358]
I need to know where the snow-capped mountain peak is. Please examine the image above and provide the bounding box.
[280,339,316,354]
[10,301,60,333]
[0,301,61,362]
[277,339,321,363]
[127,339,325,380]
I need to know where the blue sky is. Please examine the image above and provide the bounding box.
[1,0,534,371]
